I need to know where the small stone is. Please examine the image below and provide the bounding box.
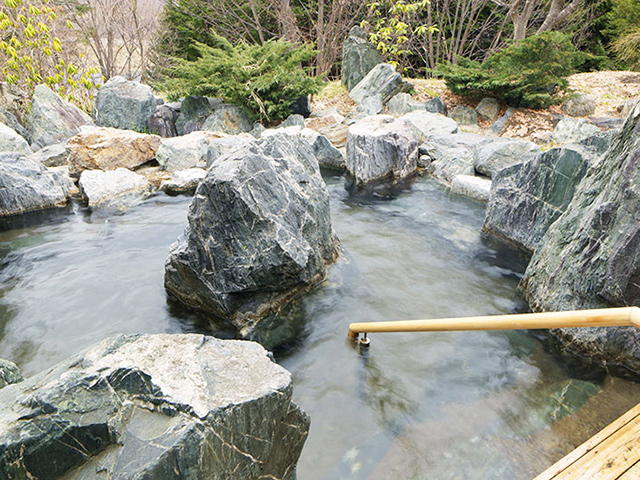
[349,63,412,106]
[474,138,540,178]
[449,105,478,126]
[160,168,207,195]
[278,114,305,129]
[475,97,501,122]
[551,118,601,144]
[425,97,447,115]
[0,358,23,389]
[156,131,227,172]
[387,93,423,115]
[561,93,596,117]
[399,111,459,143]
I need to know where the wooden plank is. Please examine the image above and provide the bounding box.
[619,461,640,479]
[553,413,640,479]
[535,403,640,479]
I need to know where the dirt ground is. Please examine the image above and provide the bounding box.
[311,71,640,143]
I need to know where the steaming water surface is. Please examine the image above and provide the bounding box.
[0,173,638,479]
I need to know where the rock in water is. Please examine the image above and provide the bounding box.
[349,63,412,106]
[165,134,339,347]
[79,168,149,208]
[94,76,156,133]
[346,115,418,192]
[483,145,592,253]
[66,127,161,176]
[342,26,384,91]
[0,333,310,479]
[0,153,70,217]
[521,102,640,377]
[27,85,94,149]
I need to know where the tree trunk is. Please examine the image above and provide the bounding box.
[537,0,583,33]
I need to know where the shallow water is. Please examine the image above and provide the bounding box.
[0,174,638,478]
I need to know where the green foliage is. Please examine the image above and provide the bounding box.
[435,32,585,109]
[611,28,640,69]
[157,35,325,122]
[604,0,640,69]
[0,0,99,104]
[360,0,435,73]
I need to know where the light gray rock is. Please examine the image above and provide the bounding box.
[561,93,596,117]
[26,142,67,167]
[0,358,22,389]
[27,85,93,149]
[250,122,266,138]
[148,104,179,137]
[473,138,540,178]
[160,168,207,195]
[79,168,149,207]
[205,134,253,168]
[175,96,219,135]
[357,94,383,115]
[349,63,412,106]
[424,97,447,115]
[475,97,501,122]
[156,131,227,172]
[400,111,459,143]
[520,103,640,377]
[450,174,492,202]
[342,26,384,91]
[387,93,423,115]
[551,117,601,144]
[202,104,252,135]
[482,145,592,253]
[0,122,30,154]
[346,115,418,191]
[490,106,515,134]
[0,333,309,479]
[165,134,339,348]
[95,76,156,132]
[449,105,478,126]
[619,97,638,119]
[431,148,475,184]
[0,107,27,143]
[0,153,70,216]
[305,113,348,148]
[300,128,345,170]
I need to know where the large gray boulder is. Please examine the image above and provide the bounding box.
[0,333,309,479]
[27,85,93,149]
[0,153,70,216]
[202,104,252,135]
[0,359,22,389]
[400,111,459,143]
[156,131,227,172]
[473,138,540,178]
[79,168,149,208]
[349,63,412,106]
[262,126,345,170]
[482,145,592,253]
[0,122,30,154]
[419,133,487,184]
[342,26,384,91]
[205,134,253,167]
[551,117,601,144]
[165,134,339,348]
[387,93,423,115]
[346,115,418,191]
[520,103,640,377]
[94,76,156,133]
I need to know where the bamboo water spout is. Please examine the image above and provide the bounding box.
[348,307,640,345]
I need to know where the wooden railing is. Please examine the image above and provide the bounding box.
[348,307,640,345]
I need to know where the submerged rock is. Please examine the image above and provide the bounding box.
[0,333,309,479]
[79,168,149,208]
[0,153,70,217]
[521,103,640,377]
[349,63,412,106]
[27,85,93,149]
[66,127,161,176]
[94,76,156,133]
[483,145,592,253]
[342,26,384,91]
[346,115,418,192]
[165,134,339,348]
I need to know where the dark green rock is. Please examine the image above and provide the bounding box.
[483,145,592,253]
[94,77,156,134]
[0,334,310,479]
[342,26,383,91]
[175,96,219,135]
[165,133,339,347]
[521,102,640,377]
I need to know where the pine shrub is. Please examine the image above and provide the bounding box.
[435,32,585,109]
[157,35,324,122]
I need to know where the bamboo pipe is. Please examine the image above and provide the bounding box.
[348,306,640,342]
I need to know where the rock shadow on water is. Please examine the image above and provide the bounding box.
[344,171,419,200]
